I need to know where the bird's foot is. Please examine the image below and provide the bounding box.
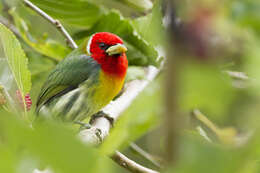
[74,121,92,131]
[90,111,114,127]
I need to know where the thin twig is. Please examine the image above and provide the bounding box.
[225,71,248,80]
[0,16,19,36]
[192,109,220,134]
[130,143,162,169]
[23,0,78,49]
[111,151,160,173]
[192,109,238,145]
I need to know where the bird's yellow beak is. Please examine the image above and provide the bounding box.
[106,44,127,56]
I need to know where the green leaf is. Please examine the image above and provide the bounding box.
[0,145,16,173]
[178,63,237,123]
[0,23,31,111]
[86,0,152,17]
[133,0,165,46]
[166,134,247,173]
[10,8,70,61]
[29,0,104,28]
[243,39,260,97]
[75,10,161,67]
[0,112,117,173]
[123,0,153,11]
[231,1,260,36]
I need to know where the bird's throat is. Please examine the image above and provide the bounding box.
[92,53,128,78]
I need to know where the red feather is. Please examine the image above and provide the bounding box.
[89,32,128,78]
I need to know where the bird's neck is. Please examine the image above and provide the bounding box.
[92,53,128,78]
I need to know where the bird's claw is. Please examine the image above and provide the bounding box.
[75,121,92,131]
[90,111,114,127]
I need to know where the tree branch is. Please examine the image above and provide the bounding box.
[225,71,248,80]
[111,151,159,173]
[0,16,19,36]
[23,0,78,49]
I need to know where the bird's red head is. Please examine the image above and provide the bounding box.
[87,32,128,78]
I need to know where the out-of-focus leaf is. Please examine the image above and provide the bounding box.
[74,11,161,67]
[100,77,162,155]
[179,63,237,122]
[231,1,260,36]
[0,112,117,173]
[29,0,104,28]
[10,9,70,61]
[123,0,153,11]
[133,1,164,46]
[0,23,31,112]
[2,0,19,7]
[166,134,247,173]
[0,145,16,173]
[243,40,260,97]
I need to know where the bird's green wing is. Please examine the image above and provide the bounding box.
[36,52,100,110]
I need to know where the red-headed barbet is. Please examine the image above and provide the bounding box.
[36,32,128,122]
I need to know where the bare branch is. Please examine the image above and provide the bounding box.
[111,151,160,173]
[0,16,19,36]
[130,143,163,169]
[23,0,78,49]
[225,71,248,80]
[192,109,238,145]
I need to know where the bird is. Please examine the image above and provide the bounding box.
[36,32,128,123]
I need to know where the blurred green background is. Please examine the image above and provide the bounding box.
[0,0,260,173]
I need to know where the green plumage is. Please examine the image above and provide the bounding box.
[36,48,101,121]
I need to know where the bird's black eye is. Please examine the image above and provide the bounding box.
[99,42,109,50]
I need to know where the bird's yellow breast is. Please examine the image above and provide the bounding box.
[93,71,125,108]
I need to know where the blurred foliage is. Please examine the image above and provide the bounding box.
[0,110,122,173]
[178,62,238,122]
[1,0,260,173]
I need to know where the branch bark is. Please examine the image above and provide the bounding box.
[111,151,159,173]
[0,16,19,36]
[23,0,78,49]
